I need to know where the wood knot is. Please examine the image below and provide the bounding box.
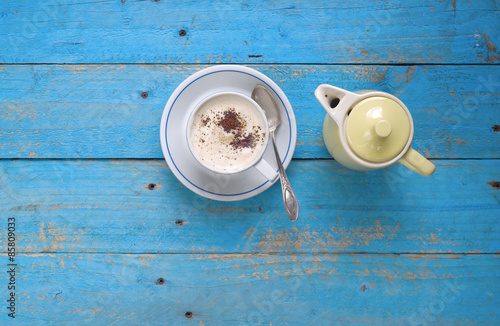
[156,278,165,285]
[185,312,193,319]
[361,284,367,291]
[493,125,500,133]
[142,183,162,191]
[487,181,500,190]
[175,220,184,226]
[179,29,187,37]
[141,92,148,99]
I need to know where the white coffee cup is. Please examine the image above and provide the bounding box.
[187,92,277,181]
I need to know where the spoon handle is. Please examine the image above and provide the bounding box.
[271,131,299,221]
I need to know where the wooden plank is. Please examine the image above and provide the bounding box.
[1,253,498,325]
[1,159,498,254]
[0,1,499,64]
[0,64,498,159]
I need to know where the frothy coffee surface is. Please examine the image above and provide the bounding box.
[189,96,267,173]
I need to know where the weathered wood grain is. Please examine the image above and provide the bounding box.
[0,1,499,64]
[1,64,498,159]
[1,159,498,254]
[0,1,498,325]
[0,253,498,325]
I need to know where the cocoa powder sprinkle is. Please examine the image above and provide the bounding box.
[218,108,242,133]
[201,117,211,126]
[198,107,262,151]
[231,133,256,149]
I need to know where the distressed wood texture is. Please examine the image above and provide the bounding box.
[1,159,498,254]
[1,64,499,159]
[0,1,499,64]
[1,1,499,325]
[0,253,498,325]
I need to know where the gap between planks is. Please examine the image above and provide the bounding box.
[7,252,500,256]
[1,158,499,161]
[0,63,499,66]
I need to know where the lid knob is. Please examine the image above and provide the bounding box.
[345,96,411,163]
[375,120,392,138]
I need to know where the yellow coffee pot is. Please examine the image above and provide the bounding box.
[314,84,435,176]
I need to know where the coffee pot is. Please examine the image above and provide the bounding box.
[315,84,435,176]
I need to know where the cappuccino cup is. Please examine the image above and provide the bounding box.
[187,92,277,180]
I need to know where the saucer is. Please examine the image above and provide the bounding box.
[160,65,297,201]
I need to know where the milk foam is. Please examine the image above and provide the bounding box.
[189,95,267,173]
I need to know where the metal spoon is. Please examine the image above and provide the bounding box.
[252,85,299,222]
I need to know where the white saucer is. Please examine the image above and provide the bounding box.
[160,65,297,201]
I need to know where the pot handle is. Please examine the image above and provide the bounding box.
[314,84,361,125]
[398,147,436,177]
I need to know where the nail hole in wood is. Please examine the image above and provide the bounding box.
[147,183,156,190]
[185,312,193,319]
[179,29,187,37]
[330,98,340,108]
[175,220,184,226]
[487,181,500,190]
[141,92,148,99]
[361,284,367,291]
[493,125,500,133]
[156,278,165,285]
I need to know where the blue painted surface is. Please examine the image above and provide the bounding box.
[0,159,498,254]
[0,1,499,64]
[0,64,498,159]
[3,253,500,325]
[0,1,499,325]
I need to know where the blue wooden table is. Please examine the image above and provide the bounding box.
[1,1,499,325]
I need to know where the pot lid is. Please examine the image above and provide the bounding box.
[346,96,411,163]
